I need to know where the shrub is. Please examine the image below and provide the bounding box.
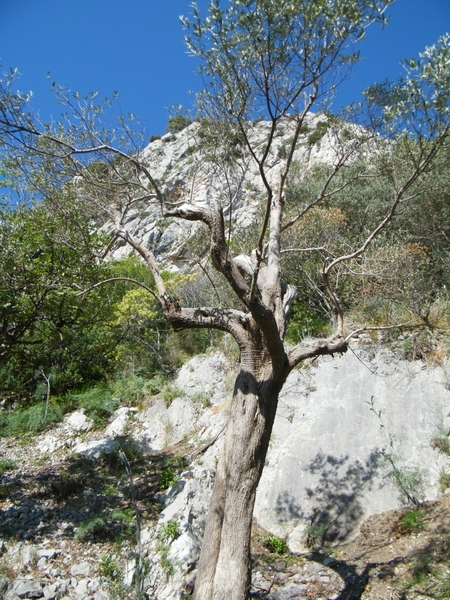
[191,391,211,408]
[68,387,119,428]
[264,535,288,555]
[159,466,178,490]
[432,429,450,456]
[76,509,135,543]
[158,519,180,543]
[162,385,183,407]
[111,374,151,407]
[100,437,144,472]
[0,402,62,436]
[75,514,107,541]
[305,522,330,549]
[166,115,192,134]
[393,507,426,536]
[439,469,450,492]
[99,554,122,582]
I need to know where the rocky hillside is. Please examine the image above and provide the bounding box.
[1,343,449,599]
[106,114,341,268]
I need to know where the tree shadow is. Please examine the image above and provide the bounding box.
[274,449,384,545]
[259,493,450,599]
[0,439,185,543]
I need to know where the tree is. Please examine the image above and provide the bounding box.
[0,3,449,599]
[0,201,120,398]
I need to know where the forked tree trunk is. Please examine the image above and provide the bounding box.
[193,361,286,600]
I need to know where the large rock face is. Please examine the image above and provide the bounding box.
[151,343,450,555]
[254,342,450,550]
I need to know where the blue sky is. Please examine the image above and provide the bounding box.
[0,0,449,139]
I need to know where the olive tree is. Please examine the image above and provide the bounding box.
[1,2,449,598]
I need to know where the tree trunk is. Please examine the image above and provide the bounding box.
[193,362,284,600]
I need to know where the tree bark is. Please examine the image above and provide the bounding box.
[194,357,285,600]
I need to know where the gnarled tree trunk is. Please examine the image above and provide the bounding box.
[194,344,288,600]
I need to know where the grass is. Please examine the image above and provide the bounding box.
[0,402,62,436]
[304,522,330,549]
[439,469,450,493]
[190,391,211,408]
[162,385,183,407]
[100,436,145,473]
[0,458,17,474]
[156,519,180,576]
[75,508,136,543]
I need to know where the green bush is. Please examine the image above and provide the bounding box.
[75,514,107,541]
[111,374,151,406]
[264,535,288,555]
[75,509,135,543]
[394,507,426,536]
[67,387,119,427]
[439,469,450,493]
[166,115,192,134]
[0,402,62,437]
[99,554,122,582]
[101,437,144,472]
[158,519,180,542]
[159,466,178,489]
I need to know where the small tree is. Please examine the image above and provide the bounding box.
[1,3,449,599]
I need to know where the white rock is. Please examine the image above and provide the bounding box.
[70,562,92,577]
[64,410,93,433]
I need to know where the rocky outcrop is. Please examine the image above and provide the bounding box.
[106,114,339,268]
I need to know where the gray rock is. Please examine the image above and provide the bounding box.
[69,562,92,577]
[0,575,9,595]
[37,548,58,559]
[11,577,44,598]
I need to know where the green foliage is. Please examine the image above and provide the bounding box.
[158,456,186,490]
[0,202,121,400]
[436,574,450,599]
[183,0,392,124]
[156,519,181,577]
[411,551,433,585]
[432,428,450,457]
[158,519,180,543]
[285,299,328,342]
[0,402,62,436]
[439,469,450,493]
[264,535,288,555]
[0,458,17,474]
[162,385,183,407]
[99,554,122,582]
[394,507,426,536]
[75,509,135,543]
[67,387,119,428]
[159,466,179,490]
[304,522,330,549]
[307,119,329,146]
[75,514,107,541]
[100,437,144,472]
[111,375,153,407]
[166,115,192,134]
[190,391,211,408]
